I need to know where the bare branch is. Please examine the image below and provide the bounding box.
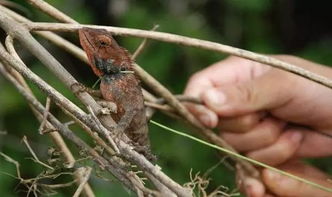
[87,106,120,154]
[0,11,256,177]
[0,152,22,180]
[145,102,174,112]
[72,167,92,197]
[132,24,159,60]
[3,34,95,196]
[1,1,332,195]
[27,22,332,90]
[18,0,259,179]
[22,136,54,170]
[0,36,191,196]
[134,64,259,177]
[0,13,118,131]
[118,141,193,197]
[38,97,51,134]
[0,62,136,191]
[25,0,77,24]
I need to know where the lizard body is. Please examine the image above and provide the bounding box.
[78,28,153,160]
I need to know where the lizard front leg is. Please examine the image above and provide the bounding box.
[112,108,139,135]
[70,82,102,98]
[113,110,155,161]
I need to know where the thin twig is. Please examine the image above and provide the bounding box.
[151,120,332,194]
[0,1,268,194]
[0,152,22,180]
[38,97,51,134]
[22,136,54,170]
[135,64,259,177]
[87,106,120,154]
[144,102,174,112]
[6,4,332,146]
[72,167,92,197]
[132,24,159,60]
[170,95,202,105]
[146,95,202,112]
[0,40,190,196]
[145,173,177,197]
[59,105,117,156]
[8,15,258,176]
[40,180,77,189]
[25,20,332,172]
[118,140,193,197]
[20,1,258,177]
[0,62,136,191]
[0,13,118,131]
[0,57,136,194]
[3,26,95,197]
[27,22,332,90]
[25,0,77,24]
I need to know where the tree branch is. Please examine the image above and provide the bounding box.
[27,22,332,90]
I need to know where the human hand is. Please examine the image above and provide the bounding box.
[184,55,332,196]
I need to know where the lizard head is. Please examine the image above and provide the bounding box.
[79,27,133,77]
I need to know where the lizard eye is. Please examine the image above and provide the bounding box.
[99,40,108,47]
[97,35,112,47]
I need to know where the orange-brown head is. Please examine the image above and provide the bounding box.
[79,28,133,77]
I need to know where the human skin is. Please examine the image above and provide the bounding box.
[184,55,332,197]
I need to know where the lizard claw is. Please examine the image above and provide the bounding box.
[97,100,117,114]
[71,82,102,98]
[70,82,88,95]
[112,127,127,139]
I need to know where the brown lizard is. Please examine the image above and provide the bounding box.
[78,27,154,160]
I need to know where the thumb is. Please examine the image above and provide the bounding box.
[201,71,294,116]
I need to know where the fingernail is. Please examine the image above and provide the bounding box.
[243,178,265,197]
[205,89,227,108]
[265,169,280,181]
[290,132,303,142]
[199,112,218,128]
[245,184,253,197]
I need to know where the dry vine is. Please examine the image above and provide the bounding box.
[1,0,332,197]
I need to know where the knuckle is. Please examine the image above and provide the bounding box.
[277,144,294,162]
[235,83,257,104]
[239,114,260,129]
[263,120,282,143]
[188,72,204,84]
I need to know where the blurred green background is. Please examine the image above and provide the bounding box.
[0,0,332,196]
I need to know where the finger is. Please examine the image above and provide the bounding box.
[221,118,284,152]
[183,56,268,123]
[201,70,296,117]
[263,194,275,197]
[184,73,214,98]
[296,129,332,157]
[262,161,332,197]
[184,56,268,96]
[218,112,265,133]
[243,177,266,197]
[277,160,329,180]
[184,75,218,128]
[184,57,269,128]
[184,104,219,128]
[246,129,303,166]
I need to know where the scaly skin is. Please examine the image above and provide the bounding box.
[78,28,153,160]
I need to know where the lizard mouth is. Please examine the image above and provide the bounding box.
[93,56,133,75]
[81,31,97,52]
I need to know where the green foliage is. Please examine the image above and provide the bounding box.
[1,0,331,196]
[226,0,270,12]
